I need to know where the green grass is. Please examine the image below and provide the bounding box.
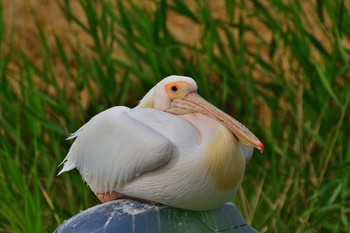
[1,0,349,232]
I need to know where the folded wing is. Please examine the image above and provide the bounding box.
[58,107,173,193]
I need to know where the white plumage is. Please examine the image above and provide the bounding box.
[59,75,263,210]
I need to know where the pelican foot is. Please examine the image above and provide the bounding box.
[96,192,159,205]
[96,192,126,202]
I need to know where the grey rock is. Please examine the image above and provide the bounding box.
[55,199,258,233]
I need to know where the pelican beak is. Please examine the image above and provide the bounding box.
[166,93,264,153]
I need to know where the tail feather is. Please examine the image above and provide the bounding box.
[58,128,81,175]
[57,160,76,176]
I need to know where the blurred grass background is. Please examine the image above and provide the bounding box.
[0,0,349,232]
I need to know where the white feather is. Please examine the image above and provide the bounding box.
[59,106,200,194]
[59,107,175,192]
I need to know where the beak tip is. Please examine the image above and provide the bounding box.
[258,142,264,153]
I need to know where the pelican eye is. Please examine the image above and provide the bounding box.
[171,86,178,92]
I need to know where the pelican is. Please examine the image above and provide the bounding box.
[58,75,263,211]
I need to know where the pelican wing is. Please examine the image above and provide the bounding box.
[58,106,173,193]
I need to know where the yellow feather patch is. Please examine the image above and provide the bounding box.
[204,126,245,191]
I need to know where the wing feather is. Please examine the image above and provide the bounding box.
[58,106,172,193]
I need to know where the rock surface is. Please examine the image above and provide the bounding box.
[55,199,258,233]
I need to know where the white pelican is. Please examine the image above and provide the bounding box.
[59,75,264,211]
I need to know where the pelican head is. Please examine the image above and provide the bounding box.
[138,75,264,152]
